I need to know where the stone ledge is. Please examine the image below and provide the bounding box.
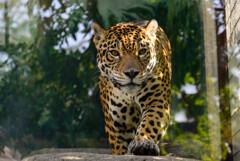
[23,152,198,161]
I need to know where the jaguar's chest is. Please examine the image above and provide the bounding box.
[106,85,141,130]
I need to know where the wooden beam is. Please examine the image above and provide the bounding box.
[202,0,222,160]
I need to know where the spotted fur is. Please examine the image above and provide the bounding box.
[92,19,172,155]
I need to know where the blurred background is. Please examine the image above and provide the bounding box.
[0,0,237,160]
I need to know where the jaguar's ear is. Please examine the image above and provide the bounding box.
[91,22,105,48]
[145,19,158,36]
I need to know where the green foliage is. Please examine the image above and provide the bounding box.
[0,0,105,153]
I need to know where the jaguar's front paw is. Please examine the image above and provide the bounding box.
[128,139,160,156]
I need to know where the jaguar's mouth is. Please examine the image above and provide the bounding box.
[110,77,145,93]
[113,80,142,93]
[112,79,140,87]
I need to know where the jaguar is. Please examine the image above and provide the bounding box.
[91,19,172,155]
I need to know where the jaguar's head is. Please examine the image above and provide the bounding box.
[92,19,158,93]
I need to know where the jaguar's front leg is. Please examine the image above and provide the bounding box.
[99,78,136,155]
[104,119,135,155]
[128,80,171,155]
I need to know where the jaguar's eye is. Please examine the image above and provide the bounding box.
[138,49,147,56]
[110,50,120,57]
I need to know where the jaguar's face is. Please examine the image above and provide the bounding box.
[92,20,158,93]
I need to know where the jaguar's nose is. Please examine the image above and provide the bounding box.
[124,69,140,79]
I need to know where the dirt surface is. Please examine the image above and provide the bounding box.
[23,152,198,161]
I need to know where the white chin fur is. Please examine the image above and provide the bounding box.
[120,85,141,93]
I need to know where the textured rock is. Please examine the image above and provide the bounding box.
[23,152,198,161]
[22,139,205,161]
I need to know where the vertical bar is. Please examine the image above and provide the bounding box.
[4,0,9,47]
[202,0,222,160]
[216,0,233,160]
